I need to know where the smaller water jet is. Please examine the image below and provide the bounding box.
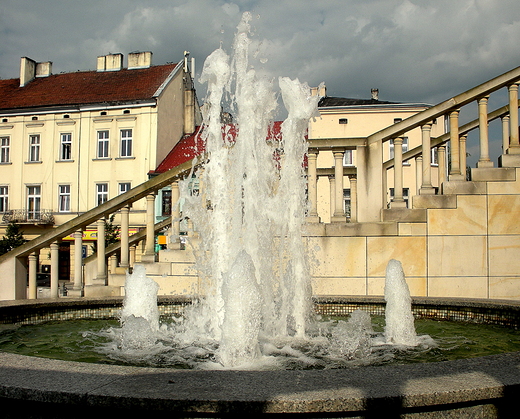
[384,259,419,346]
[119,264,160,350]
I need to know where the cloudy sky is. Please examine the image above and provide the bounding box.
[1,0,520,162]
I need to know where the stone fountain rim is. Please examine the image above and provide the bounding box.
[1,296,519,416]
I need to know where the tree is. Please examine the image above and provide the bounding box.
[90,214,120,253]
[0,222,27,256]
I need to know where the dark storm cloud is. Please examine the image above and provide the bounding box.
[1,0,519,107]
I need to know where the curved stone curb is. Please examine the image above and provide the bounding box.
[1,351,519,417]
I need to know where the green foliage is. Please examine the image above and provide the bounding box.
[0,222,28,256]
[90,214,120,253]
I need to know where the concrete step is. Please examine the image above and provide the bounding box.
[471,167,516,182]
[381,208,426,223]
[412,195,457,209]
[442,181,486,195]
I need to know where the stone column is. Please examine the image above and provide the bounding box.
[438,146,447,187]
[109,254,118,273]
[477,96,493,167]
[73,230,83,292]
[169,181,181,248]
[306,149,320,223]
[449,110,464,180]
[50,242,59,298]
[502,115,510,154]
[328,175,335,223]
[119,206,130,268]
[415,156,423,195]
[349,176,358,223]
[143,193,156,261]
[390,138,407,208]
[96,218,106,284]
[460,135,468,180]
[331,151,346,222]
[420,123,435,194]
[508,83,520,153]
[129,245,136,268]
[28,252,38,299]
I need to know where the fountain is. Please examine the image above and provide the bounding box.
[1,11,520,417]
[104,12,429,370]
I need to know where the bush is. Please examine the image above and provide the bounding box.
[0,222,27,256]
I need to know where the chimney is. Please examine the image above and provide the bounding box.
[128,51,152,69]
[20,57,37,87]
[371,88,379,101]
[97,53,124,71]
[311,83,327,97]
[36,61,52,77]
[311,84,327,97]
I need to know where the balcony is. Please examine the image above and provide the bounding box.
[2,209,55,225]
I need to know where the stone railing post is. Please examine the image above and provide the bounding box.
[502,115,510,154]
[420,123,435,194]
[73,230,83,293]
[28,252,38,299]
[460,134,468,180]
[477,96,493,167]
[306,149,320,223]
[508,83,520,153]
[50,242,59,297]
[129,245,136,268]
[169,181,181,248]
[449,110,464,181]
[142,193,156,262]
[390,137,407,208]
[96,218,106,284]
[119,206,130,268]
[331,151,346,222]
[328,175,335,222]
[348,175,358,222]
[438,145,447,188]
[415,156,423,195]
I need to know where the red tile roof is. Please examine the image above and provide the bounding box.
[0,63,178,111]
[151,121,304,175]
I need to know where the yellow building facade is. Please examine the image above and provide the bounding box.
[0,52,201,284]
[308,88,445,223]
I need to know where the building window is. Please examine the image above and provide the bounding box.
[120,129,133,157]
[118,182,131,195]
[97,131,109,158]
[29,134,41,162]
[343,189,351,218]
[0,186,8,213]
[394,118,402,124]
[389,188,410,208]
[96,183,108,206]
[60,133,72,160]
[0,137,10,163]
[162,190,172,216]
[27,185,41,219]
[431,147,439,166]
[339,118,348,124]
[58,185,71,212]
[343,150,354,166]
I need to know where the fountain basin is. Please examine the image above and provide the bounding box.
[1,296,520,418]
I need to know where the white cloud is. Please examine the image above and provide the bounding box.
[1,0,519,107]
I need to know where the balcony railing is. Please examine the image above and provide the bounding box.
[2,209,55,225]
